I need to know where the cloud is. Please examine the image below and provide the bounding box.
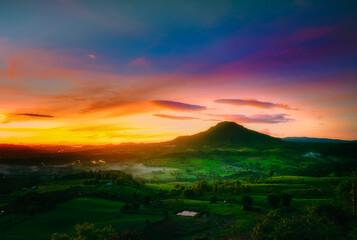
[214,99,296,110]
[69,124,137,132]
[41,80,174,118]
[259,128,284,137]
[150,100,207,111]
[17,113,54,118]
[129,57,151,67]
[153,114,200,120]
[1,113,54,123]
[214,114,293,124]
[202,118,221,121]
[0,114,7,123]
[87,54,96,59]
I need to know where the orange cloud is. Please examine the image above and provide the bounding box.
[17,113,54,118]
[0,41,355,144]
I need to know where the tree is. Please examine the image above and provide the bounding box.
[0,173,5,182]
[51,222,142,240]
[132,202,140,211]
[242,195,253,211]
[51,222,117,240]
[74,222,98,240]
[199,180,208,191]
[308,203,352,228]
[267,194,280,209]
[51,233,72,240]
[281,193,292,207]
[192,236,210,240]
[162,210,169,220]
[210,196,217,203]
[337,176,357,215]
[250,210,343,240]
[119,230,142,240]
[267,169,274,178]
[183,188,195,198]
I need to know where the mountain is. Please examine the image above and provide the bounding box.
[0,144,40,155]
[169,121,283,148]
[283,137,356,143]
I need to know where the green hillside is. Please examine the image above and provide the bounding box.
[170,121,283,148]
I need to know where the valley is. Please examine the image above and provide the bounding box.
[0,122,356,239]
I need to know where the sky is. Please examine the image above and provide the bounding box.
[0,0,356,145]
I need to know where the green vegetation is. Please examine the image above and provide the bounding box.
[1,171,356,239]
[0,122,356,239]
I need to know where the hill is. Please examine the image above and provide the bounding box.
[0,144,40,156]
[169,121,283,148]
[283,137,356,143]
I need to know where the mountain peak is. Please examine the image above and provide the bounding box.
[171,121,282,147]
[211,121,245,130]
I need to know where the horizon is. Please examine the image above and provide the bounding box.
[0,121,355,147]
[1,0,357,144]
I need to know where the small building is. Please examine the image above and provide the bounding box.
[177,211,197,217]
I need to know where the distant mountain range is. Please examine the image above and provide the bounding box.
[282,137,357,143]
[1,122,355,156]
[0,144,40,155]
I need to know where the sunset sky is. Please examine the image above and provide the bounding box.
[0,0,356,145]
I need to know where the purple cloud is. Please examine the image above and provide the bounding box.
[151,100,207,111]
[214,99,296,110]
[215,114,293,124]
[153,114,200,120]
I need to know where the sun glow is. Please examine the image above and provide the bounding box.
[0,0,356,144]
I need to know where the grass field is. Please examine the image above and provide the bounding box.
[0,170,353,239]
[0,197,163,240]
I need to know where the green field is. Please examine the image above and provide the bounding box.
[1,173,352,240]
[0,197,163,240]
[0,129,356,240]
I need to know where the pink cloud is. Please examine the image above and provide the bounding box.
[151,100,207,111]
[214,98,297,110]
[129,57,151,67]
[259,128,284,137]
[213,114,293,124]
[87,54,96,59]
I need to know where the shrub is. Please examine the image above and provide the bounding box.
[51,222,141,240]
[267,194,280,209]
[183,188,195,198]
[242,194,253,211]
[250,211,343,240]
[118,229,142,240]
[308,203,352,228]
[51,233,72,240]
[281,193,292,207]
[210,196,217,203]
[162,210,169,220]
[192,235,210,240]
[120,202,140,213]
